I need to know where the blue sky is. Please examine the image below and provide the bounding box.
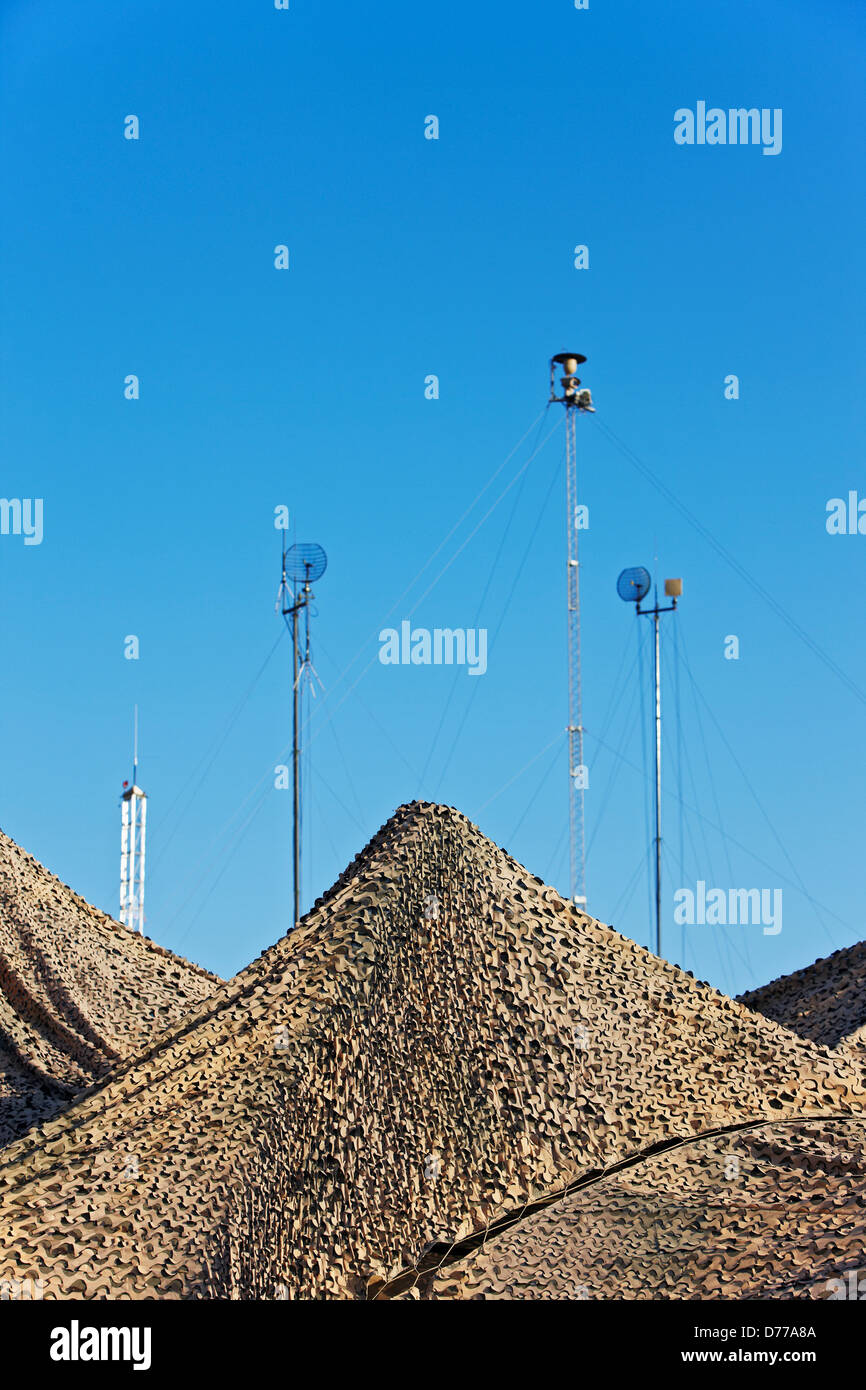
[0,0,863,992]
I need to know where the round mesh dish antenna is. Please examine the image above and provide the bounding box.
[285,542,327,583]
[616,566,651,603]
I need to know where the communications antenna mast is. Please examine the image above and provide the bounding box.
[277,540,327,929]
[119,704,147,934]
[549,352,595,910]
[616,568,683,956]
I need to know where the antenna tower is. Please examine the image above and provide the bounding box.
[616,568,683,955]
[549,352,595,910]
[277,540,327,928]
[119,704,147,934]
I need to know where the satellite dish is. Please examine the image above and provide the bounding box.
[616,566,651,603]
[285,542,327,583]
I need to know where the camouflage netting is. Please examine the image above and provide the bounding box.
[740,942,866,1062]
[0,803,864,1299]
[410,1118,866,1300]
[0,828,219,1146]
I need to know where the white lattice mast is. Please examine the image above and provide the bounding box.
[119,705,147,934]
[549,353,595,909]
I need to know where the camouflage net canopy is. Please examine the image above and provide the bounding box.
[0,828,219,1147]
[740,943,866,1062]
[0,803,864,1300]
[403,1119,866,1300]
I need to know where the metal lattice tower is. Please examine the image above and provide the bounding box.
[119,706,147,934]
[549,353,595,909]
[565,404,586,908]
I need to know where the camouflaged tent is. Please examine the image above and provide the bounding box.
[0,827,219,1147]
[0,802,864,1300]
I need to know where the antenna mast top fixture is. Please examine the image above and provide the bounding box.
[549,352,595,412]
[285,542,328,586]
[616,566,652,604]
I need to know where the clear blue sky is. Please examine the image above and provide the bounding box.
[0,0,863,993]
